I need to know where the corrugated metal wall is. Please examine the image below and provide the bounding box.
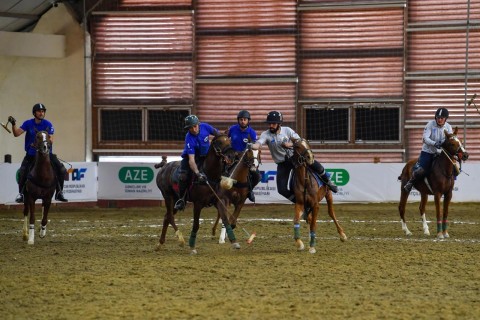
[87,0,480,162]
[406,0,480,161]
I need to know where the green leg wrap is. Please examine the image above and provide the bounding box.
[225,224,236,242]
[309,231,316,247]
[189,231,197,248]
[436,221,442,234]
[294,224,301,240]
[442,220,448,232]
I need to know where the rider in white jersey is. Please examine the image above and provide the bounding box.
[250,111,337,204]
[404,107,453,192]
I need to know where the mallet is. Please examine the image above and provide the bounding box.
[1,120,11,133]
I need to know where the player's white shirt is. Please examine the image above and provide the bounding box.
[422,120,453,154]
[257,126,300,164]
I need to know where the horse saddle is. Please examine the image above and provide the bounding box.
[289,168,325,191]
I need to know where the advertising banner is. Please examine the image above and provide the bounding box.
[97,162,163,200]
[0,162,97,205]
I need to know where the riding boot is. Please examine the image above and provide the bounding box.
[404,166,425,193]
[55,178,68,202]
[310,161,338,193]
[15,166,27,203]
[247,172,255,202]
[174,175,189,211]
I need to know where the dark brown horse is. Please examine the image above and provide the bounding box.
[22,131,57,245]
[290,139,347,253]
[212,148,261,242]
[398,127,469,239]
[155,134,237,253]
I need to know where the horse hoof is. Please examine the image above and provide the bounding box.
[28,240,34,245]
[296,240,305,251]
[405,231,413,236]
[437,233,444,240]
[190,249,198,255]
[154,244,163,251]
[23,234,28,241]
[231,242,241,250]
[340,233,347,242]
[443,232,450,238]
[423,229,430,236]
[309,247,316,254]
[218,239,225,244]
[175,231,185,247]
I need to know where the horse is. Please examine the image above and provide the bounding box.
[212,148,261,243]
[398,127,469,239]
[290,139,347,253]
[154,134,237,253]
[22,131,57,245]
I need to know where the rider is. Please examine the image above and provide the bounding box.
[404,107,453,193]
[174,114,220,211]
[226,110,260,202]
[9,103,68,203]
[249,110,338,204]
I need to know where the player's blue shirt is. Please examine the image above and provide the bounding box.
[20,118,54,156]
[181,123,218,158]
[228,124,257,152]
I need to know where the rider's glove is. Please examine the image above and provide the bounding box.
[196,172,207,183]
[8,116,16,126]
[434,141,443,149]
[246,143,253,150]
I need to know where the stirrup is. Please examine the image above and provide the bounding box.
[174,198,186,211]
[55,191,68,202]
[15,193,24,203]
[404,182,413,193]
[247,191,255,202]
[326,181,338,193]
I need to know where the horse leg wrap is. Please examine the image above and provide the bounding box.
[309,231,316,247]
[189,231,197,248]
[225,224,236,242]
[294,224,301,240]
[442,220,448,232]
[436,221,443,234]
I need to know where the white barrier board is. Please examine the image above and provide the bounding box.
[1,162,479,204]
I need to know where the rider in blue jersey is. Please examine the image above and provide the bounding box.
[226,110,260,202]
[404,107,453,193]
[174,115,220,211]
[9,103,68,203]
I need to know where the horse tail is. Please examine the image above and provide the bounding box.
[154,156,168,169]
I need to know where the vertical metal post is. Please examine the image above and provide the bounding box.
[463,0,471,145]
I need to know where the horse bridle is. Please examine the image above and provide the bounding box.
[292,139,312,168]
[211,136,235,165]
[36,132,51,155]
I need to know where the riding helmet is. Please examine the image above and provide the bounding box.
[184,114,200,129]
[32,103,47,115]
[237,110,251,120]
[265,111,283,124]
[435,107,449,119]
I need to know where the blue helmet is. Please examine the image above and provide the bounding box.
[184,115,199,129]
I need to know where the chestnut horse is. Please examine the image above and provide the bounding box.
[22,131,57,245]
[398,127,469,238]
[155,134,237,253]
[290,139,347,253]
[212,148,261,242]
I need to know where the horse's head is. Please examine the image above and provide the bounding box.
[35,131,51,155]
[292,138,314,166]
[443,127,469,162]
[210,134,236,165]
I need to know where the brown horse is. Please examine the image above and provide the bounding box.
[155,134,237,253]
[398,127,469,239]
[290,139,347,253]
[22,131,57,245]
[212,148,261,242]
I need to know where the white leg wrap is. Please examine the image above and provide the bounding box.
[421,213,430,235]
[219,225,226,244]
[28,225,35,245]
[40,225,47,238]
[401,221,412,236]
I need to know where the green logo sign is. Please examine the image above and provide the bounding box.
[118,167,154,183]
[326,169,349,186]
